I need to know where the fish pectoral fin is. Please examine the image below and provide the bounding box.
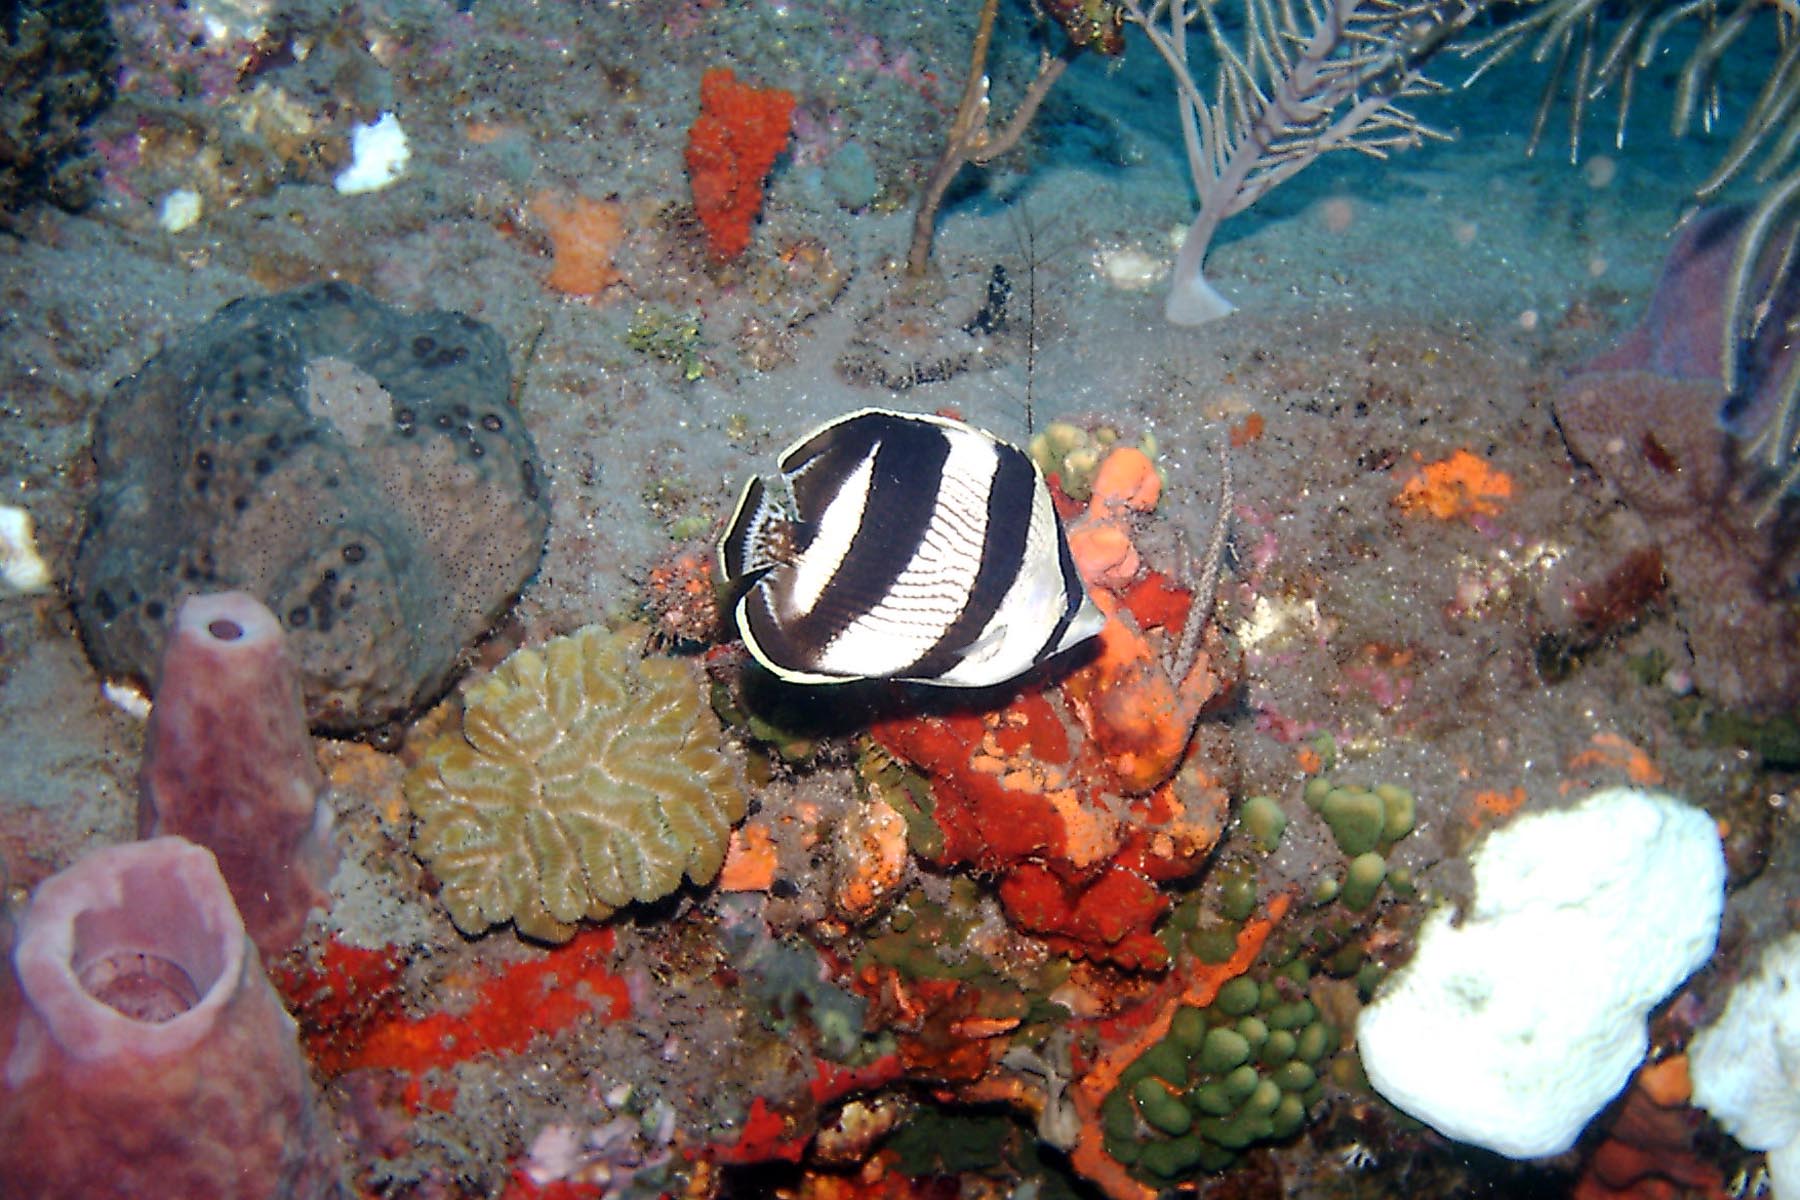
[723,473,807,581]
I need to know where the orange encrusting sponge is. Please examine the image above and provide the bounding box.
[1393,448,1513,521]
[529,190,625,296]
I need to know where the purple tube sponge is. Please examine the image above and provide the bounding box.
[0,837,345,1199]
[140,591,337,958]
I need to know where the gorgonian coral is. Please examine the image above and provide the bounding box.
[405,625,745,942]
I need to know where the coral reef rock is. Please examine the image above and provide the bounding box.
[405,624,746,942]
[0,0,116,221]
[1557,206,1800,709]
[74,281,550,736]
[140,591,337,960]
[0,837,346,1200]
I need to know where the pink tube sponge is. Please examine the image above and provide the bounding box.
[0,836,345,1199]
[140,591,336,958]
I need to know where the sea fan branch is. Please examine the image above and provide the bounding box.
[1126,0,1481,323]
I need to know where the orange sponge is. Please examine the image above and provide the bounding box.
[1394,448,1513,520]
[529,190,625,296]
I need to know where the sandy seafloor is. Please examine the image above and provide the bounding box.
[1,2,1796,1198]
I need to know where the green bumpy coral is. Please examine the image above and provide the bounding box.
[405,624,745,942]
[1103,954,1334,1181]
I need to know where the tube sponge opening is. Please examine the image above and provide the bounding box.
[166,590,284,665]
[0,837,347,1199]
[10,836,244,1072]
[140,590,336,959]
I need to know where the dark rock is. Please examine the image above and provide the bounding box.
[0,0,116,221]
[74,282,550,735]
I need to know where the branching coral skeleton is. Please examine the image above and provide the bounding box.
[1122,0,1482,323]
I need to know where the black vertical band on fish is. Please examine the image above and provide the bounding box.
[718,408,1105,688]
[901,447,1033,679]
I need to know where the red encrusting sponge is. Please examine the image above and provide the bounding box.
[685,67,796,261]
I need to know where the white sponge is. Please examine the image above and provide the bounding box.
[1689,930,1800,1199]
[1356,786,1724,1158]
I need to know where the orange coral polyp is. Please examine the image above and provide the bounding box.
[718,823,779,892]
[867,444,1233,968]
[685,68,796,262]
[284,929,630,1080]
[1068,523,1139,590]
[1088,446,1161,514]
[1061,586,1201,795]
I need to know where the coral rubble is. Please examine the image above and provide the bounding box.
[405,624,746,942]
[73,282,550,736]
[0,837,345,1199]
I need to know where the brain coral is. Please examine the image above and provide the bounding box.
[405,624,746,942]
[73,282,549,736]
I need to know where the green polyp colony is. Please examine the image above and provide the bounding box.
[1301,775,1417,911]
[1123,771,1420,1180]
[1303,777,1413,855]
[1238,793,1287,852]
[861,880,1003,982]
[855,739,944,861]
[623,304,706,381]
[1102,953,1335,1180]
[1161,861,1259,966]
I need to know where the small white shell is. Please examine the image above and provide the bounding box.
[1092,244,1169,291]
[0,504,50,594]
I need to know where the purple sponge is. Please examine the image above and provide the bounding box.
[140,591,337,959]
[0,836,344,1199]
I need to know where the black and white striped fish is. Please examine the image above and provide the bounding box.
[719,408,1105,687]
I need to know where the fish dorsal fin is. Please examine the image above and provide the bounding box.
[719,474,802,585]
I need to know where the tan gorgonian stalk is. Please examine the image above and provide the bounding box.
[907,0,1085,278]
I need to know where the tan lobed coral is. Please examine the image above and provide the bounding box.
[405,625,745,942]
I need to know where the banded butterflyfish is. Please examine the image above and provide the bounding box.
[719,408,1105,687]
